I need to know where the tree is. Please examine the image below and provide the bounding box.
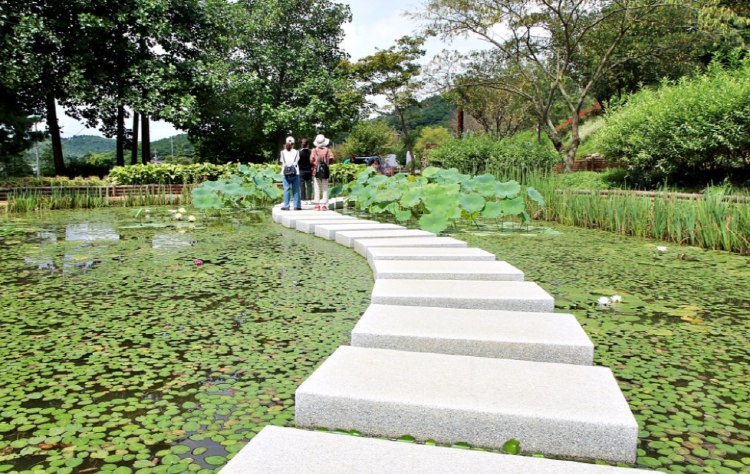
[344,36,426,173]
[187,0,365,163]
[416,0,736,171]
[337,120,402,159]
[446,83,533,137]
[414,126,451,160]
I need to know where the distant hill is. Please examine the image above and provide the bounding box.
[379,95,456,132]
[27,133,194,160]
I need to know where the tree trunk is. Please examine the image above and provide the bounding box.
[116,105,125,167]
[565,114,581,173]
[398,110,416,174]
[46,94,66,176]
[131,112,139,165]
[141,115,150,164]
[457,108,464,138]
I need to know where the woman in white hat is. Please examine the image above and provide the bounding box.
[310,134,334,211]
[279,136,301,210]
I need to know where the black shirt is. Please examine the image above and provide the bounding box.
[299,148,312,171]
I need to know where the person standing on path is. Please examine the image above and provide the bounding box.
[279,136,301,211]
[298,138,313,204]
[311,134,334,211]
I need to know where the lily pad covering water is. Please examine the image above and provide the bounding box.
[457,225,750,473]
[0,208,372,474]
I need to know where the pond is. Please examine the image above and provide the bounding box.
[2,208,749,474]
[0,208,373,474]
[455,224,750,473]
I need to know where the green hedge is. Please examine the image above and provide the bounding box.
[428,131,560,175]
[596,60,750,184]
[108,163,366,186]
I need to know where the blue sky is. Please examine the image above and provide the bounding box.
[53,0,490,141]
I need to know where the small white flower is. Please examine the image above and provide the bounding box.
[174,213,183,220]
[611,295,622,303]
[188,215,196,222]
[656,246,667,252]
[168,209,177,214]
[178,207,187,213]
[597,296,611,308]
[144,209,150,213]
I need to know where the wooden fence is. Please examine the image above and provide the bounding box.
[554,157,626,174]
[0,185,186,201]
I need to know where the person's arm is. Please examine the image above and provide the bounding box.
[327,148,334,164]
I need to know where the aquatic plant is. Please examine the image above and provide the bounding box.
[191,166,282,211]
[336,167,544,233]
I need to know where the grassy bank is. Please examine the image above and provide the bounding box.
[497,170,750,255]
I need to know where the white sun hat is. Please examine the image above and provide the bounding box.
[313,134,329,148]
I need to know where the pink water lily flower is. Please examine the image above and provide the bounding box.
[194,259,203,266]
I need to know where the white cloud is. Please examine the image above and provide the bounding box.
[47,105,181,142]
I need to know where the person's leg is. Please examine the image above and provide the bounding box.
[282,176,291,209]
[292,175,301,209]
[313,177,321,209]
[299,172,307,202]
[301,171,312,201]
[321,179,329,209]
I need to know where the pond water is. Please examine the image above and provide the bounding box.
[0,208,373,474]
[2,208,750,474]
[455,224,750,473]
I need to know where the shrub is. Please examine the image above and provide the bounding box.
[415,126,451,160]
[429,131,560,175]
[329,163,366,186]
[555,103,603,136]
[596,60,750,184]
[555,171,610,190]
[336,120,401,161]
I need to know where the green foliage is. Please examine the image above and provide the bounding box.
[336,121,401,160]
[597,60,750,184]
[340,167,538,233]
[428,132,560,175]
[414,126,451,160]
[191,165,282,211]
[328,163,367,186]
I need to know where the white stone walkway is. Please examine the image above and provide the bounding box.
[220,203,649,474]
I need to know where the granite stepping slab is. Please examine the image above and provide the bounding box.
[371,260,524,281]
[335,229,435,248]
[272,209,326,224]
[220,425,651,474]
[315,223,407,240]
[355,237,467,257]
[366,246,495,268]
[371,279,554,312]
[280,213,352,228]
[295,218,375,233]
[351,304,593,365]
[295,346,639,464]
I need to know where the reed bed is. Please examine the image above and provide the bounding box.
[3,185,192,214]
[493,168,750,254]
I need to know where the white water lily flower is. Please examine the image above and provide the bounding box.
[597,296,611,308]
[188,215,196,222]
[656,246,667,252]
[174,213,182,220]
[611,295,623,303]
[144,209,150,213]
[178,208,187,213]
[168,209,177,214]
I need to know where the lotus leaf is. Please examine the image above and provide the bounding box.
[494,181,521,199]
[399,189,421,208]
[395,210,412,222]
[501,197,525,216]
[527,187,545,206]
[419,213,450,233]
[482,201,504,219]
[458,193,486,214]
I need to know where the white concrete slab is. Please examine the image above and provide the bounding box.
[355,237,468,257]
[295,347,638,464]
[220,426,651,474]
[315,223,407,240]
[351,304,593,365]
[366,247,496,268]
[295,218,374,233]
[372,260,524,281]
[371,279,554,312]
[280,212,352,228]
[335,229,435,248]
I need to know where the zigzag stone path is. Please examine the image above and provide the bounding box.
[351,304,594,365]
[220,206,641,473]
[220,426,651,474]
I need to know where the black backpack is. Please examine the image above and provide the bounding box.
[315,149,330,179]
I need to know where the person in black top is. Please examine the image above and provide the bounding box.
[298,138,313,203]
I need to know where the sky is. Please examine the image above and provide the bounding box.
[51,0,492,142]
